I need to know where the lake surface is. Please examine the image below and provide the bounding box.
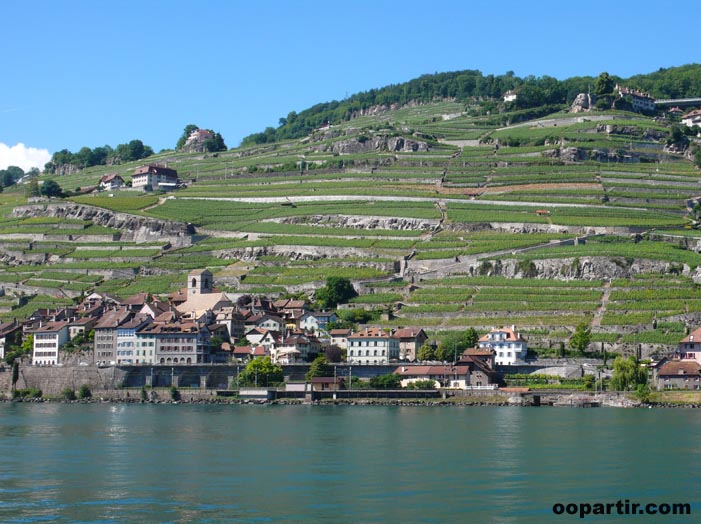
[0,403,699,523]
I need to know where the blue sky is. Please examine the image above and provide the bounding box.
[2,0,700,170]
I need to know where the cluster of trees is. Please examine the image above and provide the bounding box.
[417,328,479,362]
[0,165,39,192]
[242,65,701,147]
[24,178,64,198]
[176,124,227,152]
[314,277,358,310]
[44,139,154,174]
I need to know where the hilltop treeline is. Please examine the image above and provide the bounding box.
[242,64,701,147]
[44,139,154,175]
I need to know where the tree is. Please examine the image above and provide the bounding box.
[78,384,92,399]
[610,356,647,391]
[62,387,77,401]
[436,328,479,362]
[305,355,331,380]
[238,356,284,387]
[176,124,199,150]
[324,345,343,363]
[417,343,436,362]
[203,132,227,152]
[369,373,401,389]
[41,179,64,198]
[27,178,40,197]
[594,72,615,96]
[315,277,357,309]
[11,360,19,392]
[569,323,592,355]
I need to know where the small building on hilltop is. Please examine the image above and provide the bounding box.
[183,128,214,152]
[615,84,656,113]
[132,164,179,191]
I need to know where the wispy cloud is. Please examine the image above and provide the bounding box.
[0,107,25,113]
[0,143,52,171]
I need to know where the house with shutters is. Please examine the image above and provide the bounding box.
[132,164,179,190]
[478,326,527,366]
[99,173,125,190]
[347,327,399,365]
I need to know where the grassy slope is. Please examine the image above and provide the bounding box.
[2,101,701,352]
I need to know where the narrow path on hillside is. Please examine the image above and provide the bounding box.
[176,195,647,212]
[591,280,612,328]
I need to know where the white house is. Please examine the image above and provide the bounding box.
[99,173,125,191]
[116,315,151,364]
[347,327,399,365]
[329,328,351,350]
[132,164,179,190]
[31,320,70,366]
[478,326,527,366]
[503,90,518,103]
[681,110,701,129]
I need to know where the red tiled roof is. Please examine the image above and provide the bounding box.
[657,361,701,377]
[349,327,395,339]
[393,328,426,339]
[680,327,701,344]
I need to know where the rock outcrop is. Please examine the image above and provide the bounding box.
[309,135,429,155]
[570,93,592,113]
[12,203,195,247]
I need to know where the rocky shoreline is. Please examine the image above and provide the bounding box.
[5,395,695,408]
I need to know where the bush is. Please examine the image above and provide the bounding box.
[62,387,77,401]
[13,387,42,399]
[407,379,436,390]
[78,384,92,399]
[369,373,401,389]
[141,385,148,401]
[169,385,181,401]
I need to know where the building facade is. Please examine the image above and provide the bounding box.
[31,321,69,366]
[347,327,399,365]
[478,326,527,366]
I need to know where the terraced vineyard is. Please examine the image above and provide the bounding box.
[2,100,701,355]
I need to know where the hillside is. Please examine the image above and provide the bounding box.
[3,71,701,356]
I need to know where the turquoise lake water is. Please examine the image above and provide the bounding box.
[0,403,699,523]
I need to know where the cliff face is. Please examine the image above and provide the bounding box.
[12,203,195,247]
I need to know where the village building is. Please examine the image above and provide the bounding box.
[215,307,246,341]
[394,365,471,389]
[183,128,214,152]
[329,328,351,350]
[681,109,701,129]
[174,269,232,322]
[31,320,70,366]
[138,320,211,365]
[131,164,179,190]
[99,173,125,191]
[615,84,656,113]
[0,319,22,360]
[116,315,152,364]
[675,327,701,363]
[478,326,527,366]
[393,327,428,361]
[503,90,518,103]
[93,308,133,365]
[347,327,399,365]
[298,311,338,334]
[656,360,701,390]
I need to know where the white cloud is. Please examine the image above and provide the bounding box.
[0,142,52,172]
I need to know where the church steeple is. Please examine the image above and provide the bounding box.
[188,269,213,296]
